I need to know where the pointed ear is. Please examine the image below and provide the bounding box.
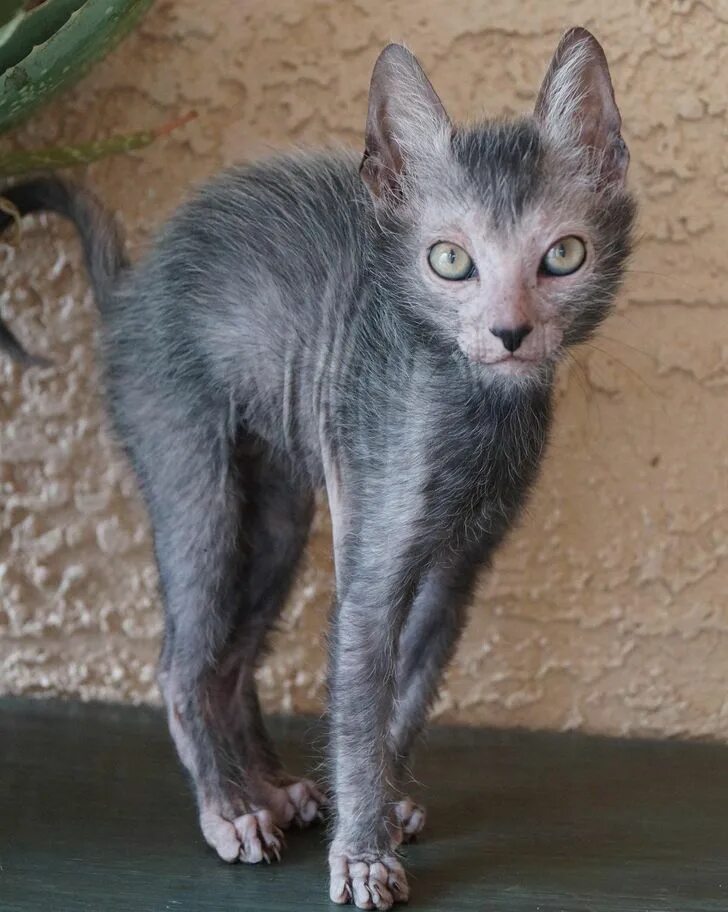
[535,27,629,187]
[360,43,451,202]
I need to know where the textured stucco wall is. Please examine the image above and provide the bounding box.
[1,0,727,740]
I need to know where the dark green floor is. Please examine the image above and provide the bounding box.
[1,698,727,912]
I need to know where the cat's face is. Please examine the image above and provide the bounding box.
[404,121,634,382]
[361,30,635,386]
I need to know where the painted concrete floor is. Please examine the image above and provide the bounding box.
[2,697,727,911]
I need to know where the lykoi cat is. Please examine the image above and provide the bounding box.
[0,28,635,910]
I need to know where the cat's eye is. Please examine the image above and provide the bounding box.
[428,242,476,281]
[541,236,586,276]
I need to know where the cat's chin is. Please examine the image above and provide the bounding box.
[465,353,555,390]
[489,355,542,374]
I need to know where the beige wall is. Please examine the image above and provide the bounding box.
[1,0,727,740]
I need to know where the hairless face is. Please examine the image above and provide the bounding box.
[360,29,635,388]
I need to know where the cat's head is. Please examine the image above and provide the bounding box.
[360,28,636,386]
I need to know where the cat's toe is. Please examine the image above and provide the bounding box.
[393,796,426,844]
[234,809,284,863]
[199,808,242,862]
[285,778,328,825]
[199,807,284,864]
[329,851,409,910]
[261,776,327,828]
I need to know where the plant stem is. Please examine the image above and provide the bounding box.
[0,110,197,179]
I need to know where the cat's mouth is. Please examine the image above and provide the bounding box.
[466,351,549,374]
[490,353,541,365]
[488,354,546,375]
[461,345,549,373]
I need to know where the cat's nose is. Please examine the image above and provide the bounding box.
[490,323,532,353]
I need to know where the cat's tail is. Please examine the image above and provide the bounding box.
[0,177,128,366]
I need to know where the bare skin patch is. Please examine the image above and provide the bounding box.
[329,851,409,911]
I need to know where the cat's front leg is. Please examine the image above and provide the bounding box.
[387,552,486,844]
[325,476,434,909]
[327,572,415,909]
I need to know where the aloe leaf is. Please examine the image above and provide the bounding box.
[0,112,196,178]
[0,1,23,30]
[0,0,86,74]
[0,0,153,132]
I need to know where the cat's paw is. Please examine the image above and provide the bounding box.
[200,807,284,864]
[285,778,328,826]
[329,850,409,910]
[261,776,327,828]
[393,796,426,845]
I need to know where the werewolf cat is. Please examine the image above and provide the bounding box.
[0,28,634,910]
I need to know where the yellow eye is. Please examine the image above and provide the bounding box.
[428,242,476,281]
[541,236,586,276]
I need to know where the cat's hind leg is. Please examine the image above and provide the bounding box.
[221,445,325,828]
[144,419,320,863]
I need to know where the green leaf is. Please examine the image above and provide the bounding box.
[0,0,154,132]
[0,0,87,75]
[0,1,23,30]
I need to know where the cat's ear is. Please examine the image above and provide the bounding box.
[360,43,451,202]
[535,27,629,187]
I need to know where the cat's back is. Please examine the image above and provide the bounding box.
[112,149,368,344]
[103,150,372,458]
[159,149,368,305]
[110,148,369,365]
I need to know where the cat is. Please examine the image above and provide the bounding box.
[0,27,635,911]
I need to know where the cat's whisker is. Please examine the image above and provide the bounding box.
[577,340,660,398]
[563,349,592,404]
[605,309,642,332]
[593,331,655,362]
[627,268,708,297]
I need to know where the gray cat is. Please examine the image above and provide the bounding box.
[0,27,634,910]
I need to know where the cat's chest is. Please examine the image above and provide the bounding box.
[427,385,552,530]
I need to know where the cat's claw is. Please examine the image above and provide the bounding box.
[329,851,409,910]
[235,810,284,863]
[200,807,284,864]
[198,778,324,863]
[393,796,426,845]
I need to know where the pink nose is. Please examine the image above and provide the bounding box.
[490,324,532,353]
